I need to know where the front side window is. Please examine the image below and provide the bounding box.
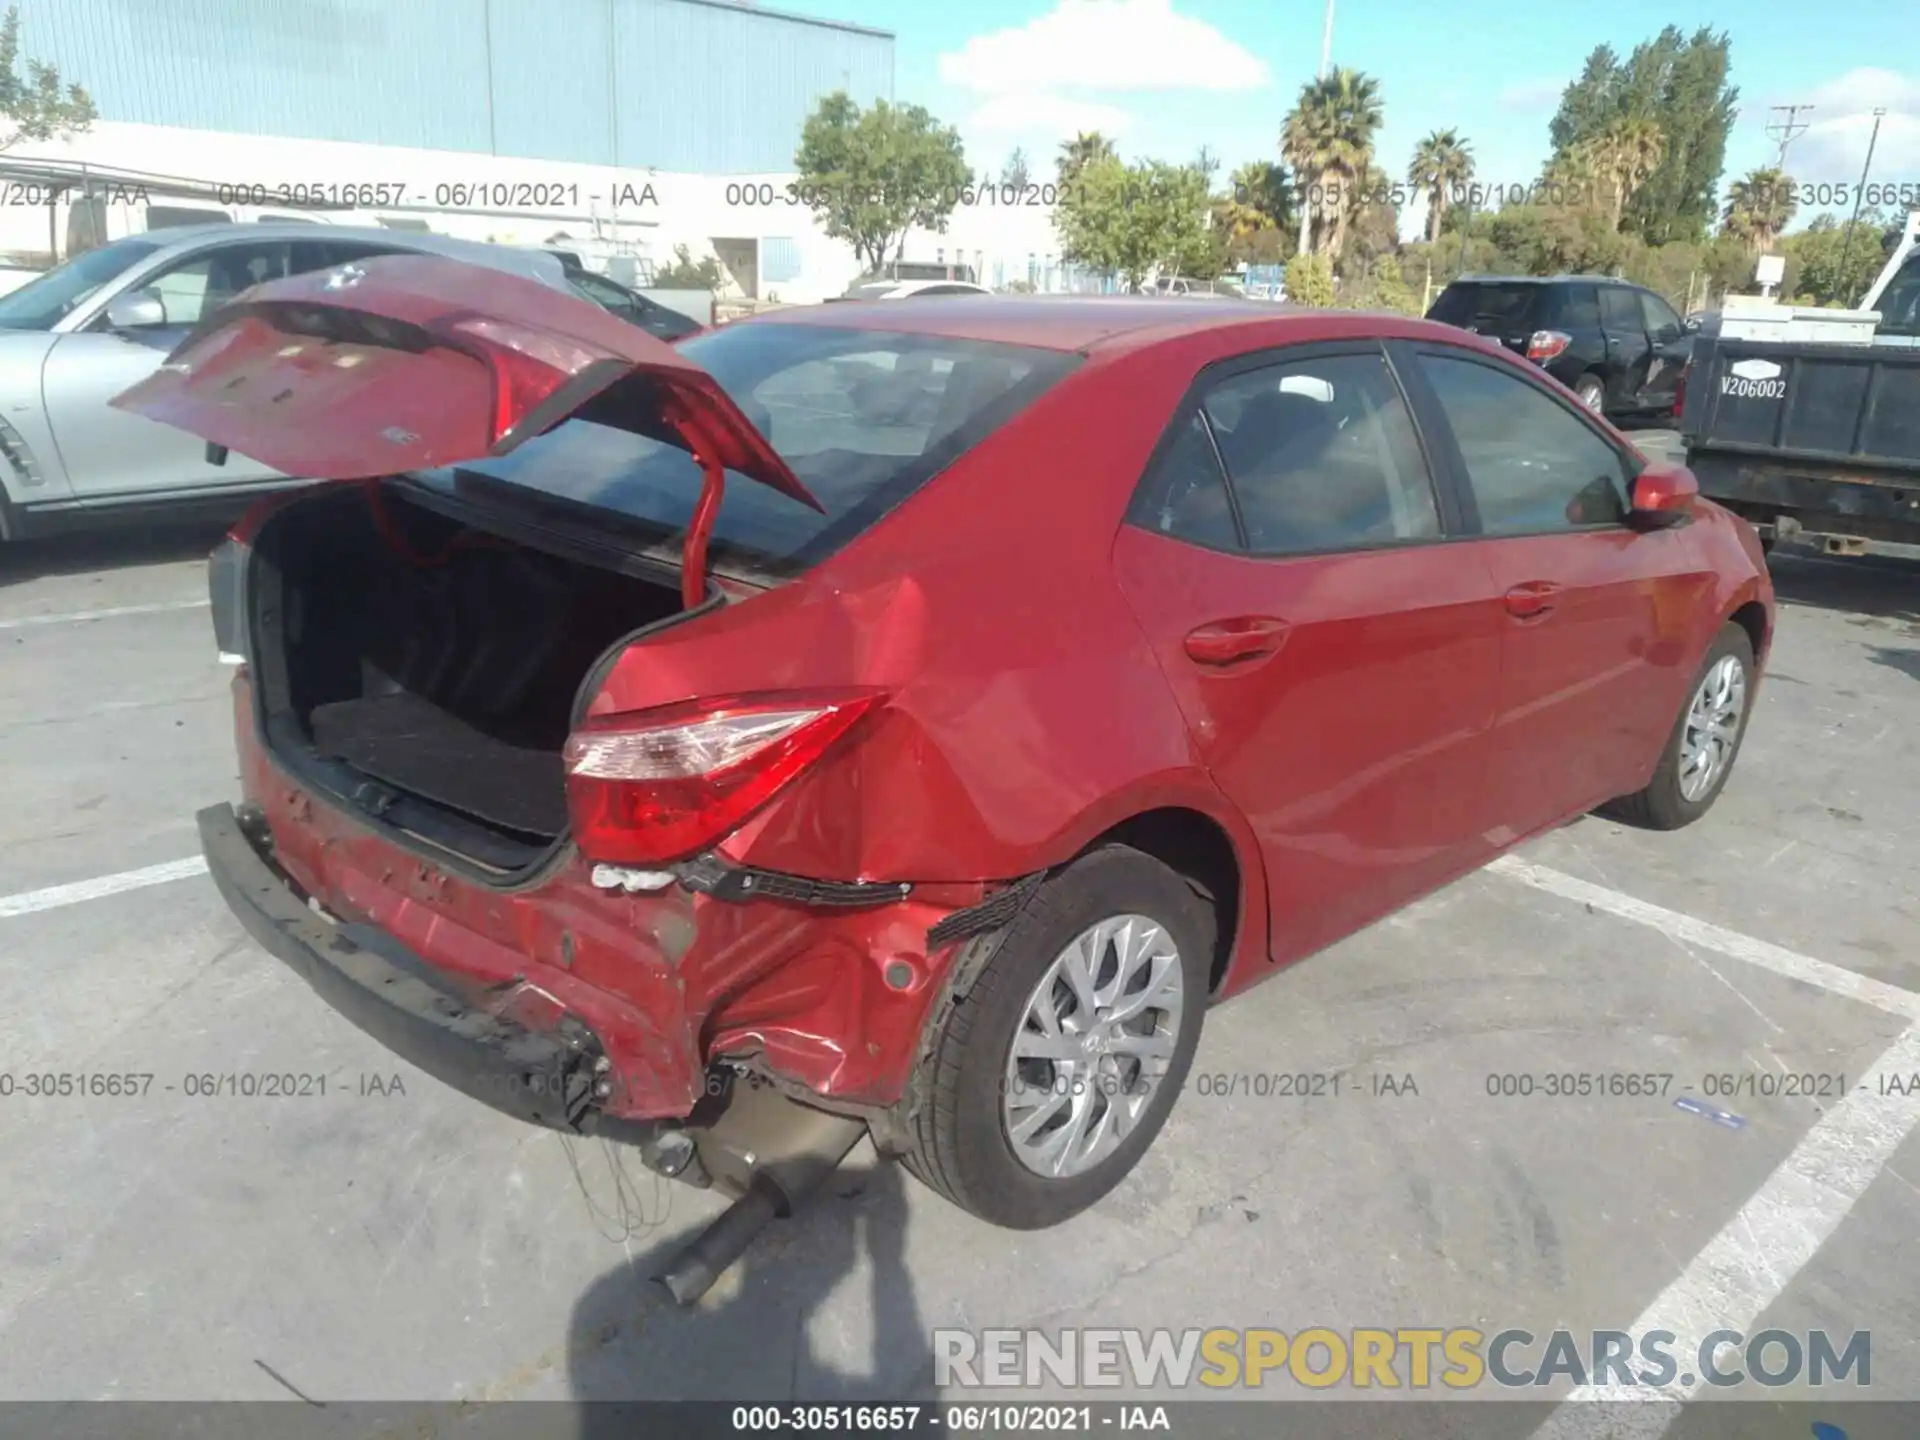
[1639,291,1684,341]
[1199,352,1441,555]
[0,235,163,330]
[1418,352,1630,534]
[133,242,294,328]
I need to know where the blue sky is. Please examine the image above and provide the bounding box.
[789,0,1920,233]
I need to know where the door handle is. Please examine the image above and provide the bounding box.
[1504,581,1562,620]
[1184,617,1292,666]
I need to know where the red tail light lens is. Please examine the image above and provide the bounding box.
[1527,329,1572,362]
[562,691,885,865]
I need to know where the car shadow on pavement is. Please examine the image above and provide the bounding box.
[565,1156,931,1432]
[0,520,231,586]
[1766,551,1920,628]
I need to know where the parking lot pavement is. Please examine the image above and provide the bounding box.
[1,533,1917,1420]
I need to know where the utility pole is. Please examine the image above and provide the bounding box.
[1837,107,1887,307]
[1766,105,1814,172]
[1293,0,1336,260]
[1319,0,1334,79]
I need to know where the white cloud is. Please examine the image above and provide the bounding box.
[1771,71,1920,188]
[965,92,1133,139]
[1498,78,1564,113]
[938,0,1269,96]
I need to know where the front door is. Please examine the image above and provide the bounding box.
[43,238,297,499]
[1637,290,1690,412]
[1598,284,1652,412]
[1401,343,1712,835]
[1112,343,1504,967]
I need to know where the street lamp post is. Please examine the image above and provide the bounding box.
[1838,107,1887,308]
[1319,0,1334,79]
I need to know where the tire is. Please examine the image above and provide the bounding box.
[1600,623,1756,831]
[1574,374,1606,415]
[897,844,1213,1229]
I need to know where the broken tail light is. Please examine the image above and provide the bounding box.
[563,691,887,866]
[1527,330,1572,363]
[1674,361,1690,422]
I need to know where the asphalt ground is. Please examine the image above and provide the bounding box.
[1,499,1916,1439]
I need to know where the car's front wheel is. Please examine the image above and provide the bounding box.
[1602,623,1756,829]
[897,845,1212,1229]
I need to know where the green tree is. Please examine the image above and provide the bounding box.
[0,5,96,151]
[1213,160,1294,265]
[654,244,723,289]
[1054,156,1213,290]
[1338,163,1401,277]
[1595,115,1666,230]
[1408,129,1474,243]
[1721,167,1796,254]
[1548,46,1621,155]
[1057,131,1118,191]
[1546,28,1736,246]
[1782,210,1894,307]
[1000,147,1031,190]
[1285,251,1337,306]
[1281,66,1384,261]
[795,93,970,275]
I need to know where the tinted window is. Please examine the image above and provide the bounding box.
[1879,255,1920,337]
[1428,282,1543,332]
[0,235,163,329]
[1556,285,1601,329]
[1639,291,1683,339]
[437,324,1078,580]
[1419,354,1629,534]
[1128,412,1240,550]
[1599,286,1641,329]
[1200,353,1440,555]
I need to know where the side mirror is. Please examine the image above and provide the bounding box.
[1630,460,1698,528]
[104,290,166,330]
[1683,315,1703,333]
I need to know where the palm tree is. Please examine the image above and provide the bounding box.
[1281,67,1383,260]
[1594,116,1665,230]
[1057,132,1117,189]
[1722,167,1797,254]
[1407,129,1475,243]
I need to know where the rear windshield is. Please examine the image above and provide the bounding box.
[430,322,1078,581]
[1428,282,1543,331]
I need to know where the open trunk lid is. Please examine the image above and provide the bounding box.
[109,254,822,585]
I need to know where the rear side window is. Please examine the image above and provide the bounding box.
[1555,285,1601,329]
[1128,412,1241,550]
[1428,283,1542,331]
[1417,352,1629,534]
[1200,352,1441,555]
[1599,286,1641,329]
[442,324,1078,580]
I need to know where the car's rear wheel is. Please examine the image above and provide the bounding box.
[1601,623,1756,830]
[897,845,1212,1229]
[1574,374,1606,414]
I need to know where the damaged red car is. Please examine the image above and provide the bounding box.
[117,257,1772,1299]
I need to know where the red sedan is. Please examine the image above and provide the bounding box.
[117,258,1771,1271]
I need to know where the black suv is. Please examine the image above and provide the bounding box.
[1426,275,1694,421]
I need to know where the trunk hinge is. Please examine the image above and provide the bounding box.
[662,396,729,611]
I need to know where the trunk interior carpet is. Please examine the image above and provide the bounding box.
[310,693,568,838]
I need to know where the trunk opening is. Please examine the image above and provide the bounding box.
[247,483,695,876]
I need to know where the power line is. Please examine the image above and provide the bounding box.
[1766,105,1815,171]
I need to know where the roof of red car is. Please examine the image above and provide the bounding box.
[754,295,1471,356]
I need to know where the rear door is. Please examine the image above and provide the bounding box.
[1598,284,1652,412]
[1398,341,1712,834]
[1112,342,1505,967]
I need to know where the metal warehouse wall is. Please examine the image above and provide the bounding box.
[20,0,894,173]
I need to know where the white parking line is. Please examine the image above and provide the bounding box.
[0,856,209,920]
[1529,1016,1920,1440]
[1492,857,1920,1438]
[0,599,210,631]
[1489,855,1920,1019]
